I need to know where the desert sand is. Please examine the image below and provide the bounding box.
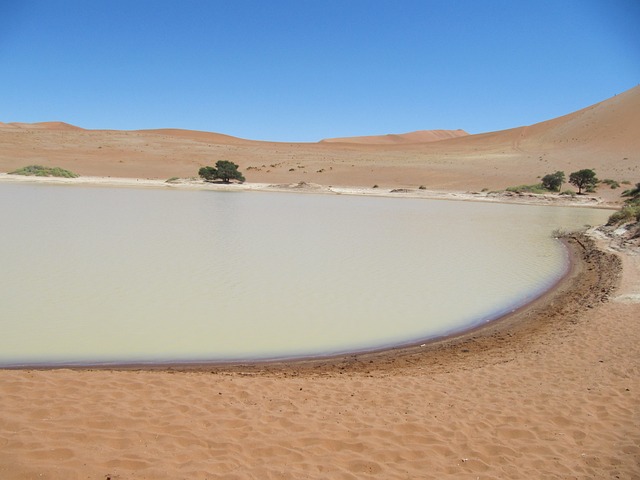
[1,86,638,201]
[0,87,639,479]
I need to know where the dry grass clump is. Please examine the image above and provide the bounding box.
[10,164,79,178]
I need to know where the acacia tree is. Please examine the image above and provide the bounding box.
[569,169,597,194]
[199,160,245,183]
[541,171,565,192]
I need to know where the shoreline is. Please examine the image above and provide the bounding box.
[0,225,617,373]
[0,172,619,371]
[0,172,618,209]
[81,233,621,375]
[0,174,620,373]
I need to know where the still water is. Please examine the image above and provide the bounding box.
[0,184,610,366]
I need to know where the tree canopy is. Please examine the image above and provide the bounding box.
[541,171,565,192]
[199,160,245,183]
[568,169,598,194]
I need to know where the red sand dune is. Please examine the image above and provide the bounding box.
[320,129,469,144]
[0,86,638,200]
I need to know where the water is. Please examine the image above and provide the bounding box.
[0,183,610,366]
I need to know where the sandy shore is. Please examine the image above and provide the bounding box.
[0,172,617,209]
[0,210,638,479]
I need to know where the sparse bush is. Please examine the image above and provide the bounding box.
[419,185,426,190]
[9,165,79,178]
[559,190,576,197]
[607,205,640,225]
[621,183,640,199]
[607,183,640,226]
[505,184,547,194]
[165,177,180,183]
[600,179,620,189]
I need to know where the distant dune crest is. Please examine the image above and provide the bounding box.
[134,128,252,145]
[0,121,84,131]
[319,129,469,145]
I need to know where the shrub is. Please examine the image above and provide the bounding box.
[600,179,620,189]
[621,183,640,199]
[505,184,547,194]
[607,205,640,226]
[559,190,576,197]
[9,165,79,178]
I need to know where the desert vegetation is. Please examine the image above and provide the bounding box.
[600,178,620,189]
[198,160,245,183]
[9,165,79,178]
[505,183,549,194]
[568,169,598,194]
[608,182,640,226]
[506,169,601,195]
[541,171,565,192]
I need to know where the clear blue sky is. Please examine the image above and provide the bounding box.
[1,0,638,142]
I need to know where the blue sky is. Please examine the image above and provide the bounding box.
[1,0,638,142]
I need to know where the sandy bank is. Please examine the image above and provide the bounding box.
[0,173,617,209]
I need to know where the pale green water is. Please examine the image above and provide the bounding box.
[0,184,610,366]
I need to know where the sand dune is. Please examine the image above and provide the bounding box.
[1,121,84,131]
[320,129,469,144]
[442,85,639,153]
[0,86,638,200]
[134,128,255,145]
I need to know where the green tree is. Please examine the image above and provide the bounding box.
[569,169,597,194]
[541,171,565,192]
[199,160,245,183]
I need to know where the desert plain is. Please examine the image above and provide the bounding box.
[0,87,639,479]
